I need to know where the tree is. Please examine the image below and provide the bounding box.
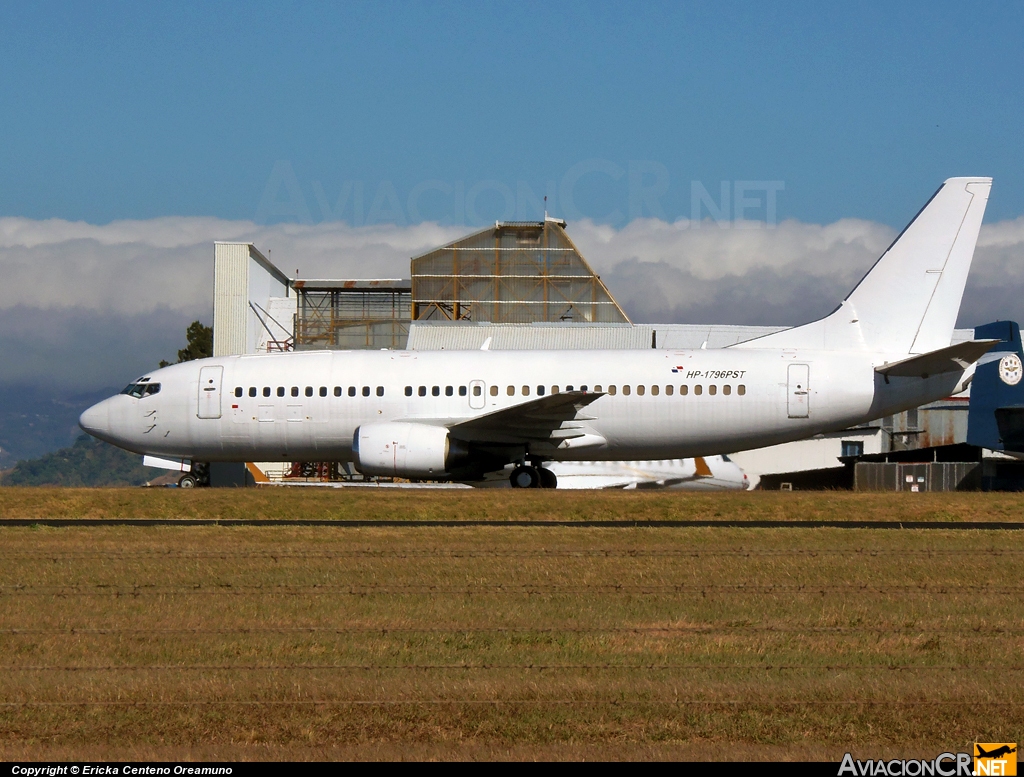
[3,434,161,486]
[161,321,213,367]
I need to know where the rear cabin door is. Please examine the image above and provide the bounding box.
[197,366,224,419]
[787,364,810,418]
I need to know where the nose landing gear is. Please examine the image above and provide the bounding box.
[509,463,558,489]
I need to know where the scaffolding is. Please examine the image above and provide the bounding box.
[411,219,630,324]
[293,280,411,350]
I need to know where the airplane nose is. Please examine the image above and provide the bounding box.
[79,400,112,441]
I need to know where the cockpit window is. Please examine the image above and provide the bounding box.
[120,382,161,398]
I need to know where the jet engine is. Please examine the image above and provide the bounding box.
[353,422,468,479]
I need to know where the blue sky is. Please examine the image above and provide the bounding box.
[2,0,1022,228]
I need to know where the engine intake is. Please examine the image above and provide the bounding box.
[353,422,467,479]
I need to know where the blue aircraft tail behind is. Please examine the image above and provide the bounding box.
[967,321,1024,454]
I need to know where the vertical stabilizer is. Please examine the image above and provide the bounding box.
[736,177,991,354]
[967,321,1024,453]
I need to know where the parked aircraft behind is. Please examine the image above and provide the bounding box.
[80,178,996,488]
[473,455,749,490]
[967,320,1024,459]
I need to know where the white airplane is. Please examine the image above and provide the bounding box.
[81,177,996,489]
[473,456,748,490]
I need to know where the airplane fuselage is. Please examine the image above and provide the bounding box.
[80,346,963,468]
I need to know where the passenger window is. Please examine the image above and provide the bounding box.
[445,386,453,396]
[235,387,243,398]
[263,387,270,397]
[305,386,313,397]
[348,387,356,397]
[291,387,299,397]
[469,386,478,396]
[319,386,327,397]
[694,385,703,395]
[362,386,370,397]
[249,387,257,397]
[551,386,559,394]
[622,385,631,396]
[405,386,413,397]
[738,384,746,395]
[334,386,342,397]
[507,386,515,396]
[594,385,602,393]
[432,386,440,396]
[651,385,659,396]
[665,385,674,396]
[522,386,530,396]
[419,386,427,397]
[566,385,574,391]
[376,386,384,397]
[608,385,617,395]
[490,385,498,396]
[680,385,688,395]
[537,385,546,396]
[278,387,286,397]
[460,386,468,396]
[709,385,717,396]
[723,385,731,395]
[580,385,588,392]
[637,385,645,396]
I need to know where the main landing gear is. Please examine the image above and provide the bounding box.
[509,463,558,489]
[177,462,210,489]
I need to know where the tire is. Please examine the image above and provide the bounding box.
[510,465,540,489]
[178,474,197,489]
[538,468,558,489]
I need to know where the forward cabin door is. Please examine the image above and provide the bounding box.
[197,366,224,419]
[787,364,810,418]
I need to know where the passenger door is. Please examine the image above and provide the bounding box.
[197,366,224,419]
[787,364,810,418]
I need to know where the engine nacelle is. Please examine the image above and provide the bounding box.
[353,422,466,479]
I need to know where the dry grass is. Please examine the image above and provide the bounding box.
[0,489,1021,760]
[0,486,1022,522]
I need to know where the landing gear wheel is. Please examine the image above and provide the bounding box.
[178,474,197,488]
[538,468,558,489]
[510,465,540,489]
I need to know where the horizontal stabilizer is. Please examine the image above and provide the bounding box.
[875,340,998,379]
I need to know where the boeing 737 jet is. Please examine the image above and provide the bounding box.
[81,177,996,488]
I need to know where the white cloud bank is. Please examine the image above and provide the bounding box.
[2,214,1023,389]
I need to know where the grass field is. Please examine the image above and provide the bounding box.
[0,488,1021,760]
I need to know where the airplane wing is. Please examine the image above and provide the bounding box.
[443,390,605,446]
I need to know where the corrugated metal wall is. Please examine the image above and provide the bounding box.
[408,324,977,353]
[407,322,652,350]
[213,243,250,356]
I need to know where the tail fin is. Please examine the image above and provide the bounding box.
[967,321,1024,453]
[736,177,992,353]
